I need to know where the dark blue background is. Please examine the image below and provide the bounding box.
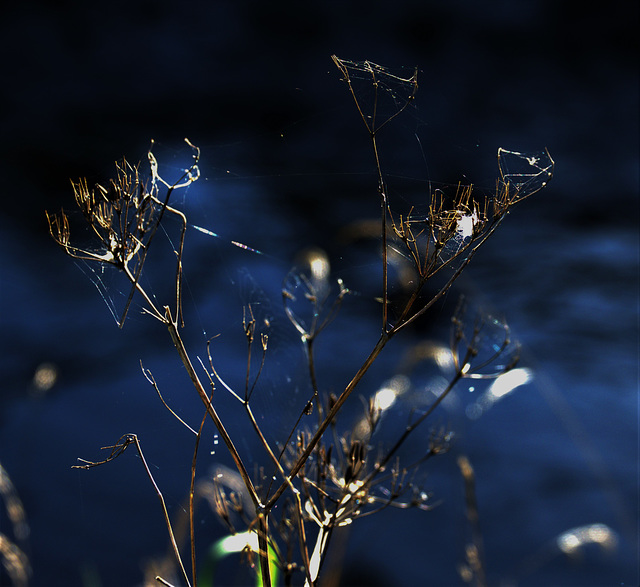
[0,1,637,586]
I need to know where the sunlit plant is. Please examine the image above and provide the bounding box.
[46,55,553,587]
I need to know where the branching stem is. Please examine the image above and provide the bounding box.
[164,308,260,511]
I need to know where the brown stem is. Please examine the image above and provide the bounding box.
[266,332,390,509]
[371,133,389,332]
[257,513,272,587]
[164,307,260,510]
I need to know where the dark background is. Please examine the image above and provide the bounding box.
[0,1,637,586]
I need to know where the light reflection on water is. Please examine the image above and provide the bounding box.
[465,367,533,420]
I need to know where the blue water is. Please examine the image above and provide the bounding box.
[1,2,638,586]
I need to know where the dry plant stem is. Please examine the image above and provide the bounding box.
[291,496,314,587]
[207,342,309,585]
[206,345,291,493]
[392,212,508,335]
[142,362,198,435]
[306,525,332,586]
[256,513,272,587]
[189,394,214,587]
[458,456,487,587]
[120,174,188,327]
[74,435,191,587]
[331,55,418,333]
[266,332,389,509]
[306,338,323,423]
[372,135,390,332]
[367,370,463,486]
[166,310,273,585]
[271,336,322,488]
[164,308,259,509]
[322,369,465,530]
[268,240,482,509]
[50,67,553,585]
[391,252,473,335]
[239,318,287,471]
[244,398,291,497]
[239,314,289,474]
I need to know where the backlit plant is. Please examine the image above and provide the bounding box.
[46,55,553,587]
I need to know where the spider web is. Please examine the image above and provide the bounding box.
[498,148,554,202]
[332,56,419,134]
[66,141,270,332]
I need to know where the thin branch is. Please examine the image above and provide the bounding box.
[73,434,191,587]
[266,332,390,510]
[165,307,261,511]
[141,361,198,436]
[189,390,215,587]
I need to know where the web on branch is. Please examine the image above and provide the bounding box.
[498,148,554,203]
[332,55,419,135]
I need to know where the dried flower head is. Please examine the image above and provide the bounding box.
[46,139,200,325]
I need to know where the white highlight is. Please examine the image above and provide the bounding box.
[487,367,532,400]
[433,345,454,371]
[456,210,479,240]
[309,253,330,283]
[373,375,410,413]
[557,524,618,555]
[466,368,533,420]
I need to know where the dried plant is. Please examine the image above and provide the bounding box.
[46,56,553,586]
[0,462,30,587]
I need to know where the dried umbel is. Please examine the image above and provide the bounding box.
[331,55,553,336]
[46,139,200,326]
[69,162,152,266]
[389,184,488,281]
